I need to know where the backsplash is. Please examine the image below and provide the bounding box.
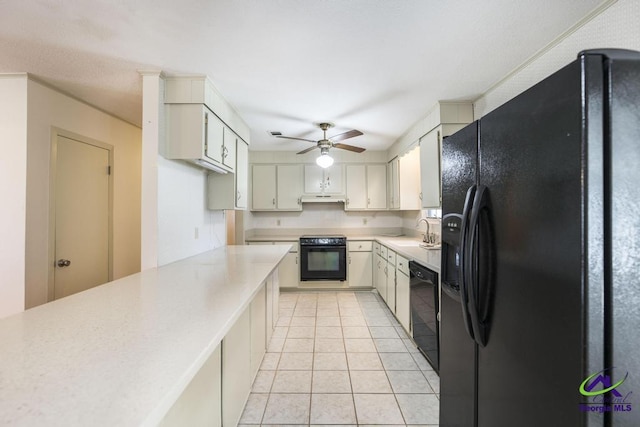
[244,204,441,240]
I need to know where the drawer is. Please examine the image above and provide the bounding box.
[386,249,396,266]
[246,241,273,245]
[380,245,388,259]
[396,254,409,276]
[348,241,372,252]
[373,242,381,256]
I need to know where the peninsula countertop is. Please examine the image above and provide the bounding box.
[0,244,290,426]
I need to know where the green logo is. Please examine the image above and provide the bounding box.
[579,368,628,397]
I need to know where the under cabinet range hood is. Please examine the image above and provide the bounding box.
[300,195,346,203]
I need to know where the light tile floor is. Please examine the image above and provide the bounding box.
[239,291,440,426]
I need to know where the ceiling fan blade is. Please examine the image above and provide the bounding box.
[329,129,363,142]
[276,135,317,143]
[334,143,366,153]
[297,146,319,155]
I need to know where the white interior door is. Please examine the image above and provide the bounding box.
[54,135,111,299]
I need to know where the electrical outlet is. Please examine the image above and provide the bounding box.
[194,227,199,239]
[363,218,368,225]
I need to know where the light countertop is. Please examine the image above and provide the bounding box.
[0,244,290,426]
[246,234,440,273]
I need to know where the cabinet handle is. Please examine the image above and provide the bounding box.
[349,256,351,265]
[297,197,301,205]
[272,198,276,206]
[367,197,370,206]
[237,191,241,201]
[419,192,423,200]
[346,198,349,206]
[295,256,298,265]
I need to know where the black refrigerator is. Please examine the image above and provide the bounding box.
[439,49,640,427]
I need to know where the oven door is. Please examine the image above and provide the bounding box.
[300,245,347,281]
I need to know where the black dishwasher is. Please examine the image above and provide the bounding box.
[409,261,439,372]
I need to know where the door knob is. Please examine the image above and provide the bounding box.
[57,259,71,267]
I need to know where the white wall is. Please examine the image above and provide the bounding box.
[248,202,403,231]
[157,156,226,266]
[24,78,142,309]
[0,75,28,318]
[475,0,640,117]
[141,74,227,267]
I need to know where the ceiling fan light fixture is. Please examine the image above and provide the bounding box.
[316,152,334,168]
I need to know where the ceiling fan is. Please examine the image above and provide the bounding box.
[276,122,365,168]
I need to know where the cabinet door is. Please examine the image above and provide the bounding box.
[376,254,387,302]
[277,165,303,210]
[323,164,344,194]
[205,110,224,164]
[235,139,249,209]
[395,268,411,333]
[160,345,221,427]
[304,164,325,194]
[279,252,299,288]
[348,251,372,288]
[250,284,267,378]
[367,164,387,209]
[222,127,236,171]
[346,164,367,210]
[388,158,400,209]
[222,306,251,427]
[252,165,276,210]
[386,259,396,313]
[420,127,441,208]
[399,146,422,210]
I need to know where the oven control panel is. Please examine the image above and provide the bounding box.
[300,236,347,246]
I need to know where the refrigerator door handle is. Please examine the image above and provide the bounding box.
[466,185,493,347]
[459,185,477,341]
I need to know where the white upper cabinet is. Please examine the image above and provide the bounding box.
[235,140,249,209]
[388,157,400,209]
[304,164,344,195]
[345,165,367,209]
[277,165,303,210]
[222,127,237,171]
[398,146,422,210]
[207,137,249,210]
[345,164,387,210]
[251,164,303,211]
[165,104,224,169]
[420,123,470,208]
[367,164,387,210]
[252,165,277,210]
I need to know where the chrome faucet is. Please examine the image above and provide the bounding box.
[417,218,431,243]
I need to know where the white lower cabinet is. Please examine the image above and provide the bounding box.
[395,255,411,333]
[161,271,278,427]
[279,243,299,289]
[222,306,252,427]
[250,284,267,378]
[160,345,222,427]
[375,252,387,302]
[347,241,373,288]
[386,249,397,313]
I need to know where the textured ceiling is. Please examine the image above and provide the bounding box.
[0,0,606,151]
